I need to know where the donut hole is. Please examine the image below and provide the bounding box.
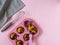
[23,34,30,41]
[16,40,23,45]
[10,33,17,40]
[17,27,24,34]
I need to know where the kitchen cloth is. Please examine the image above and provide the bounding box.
[0,0,25,29]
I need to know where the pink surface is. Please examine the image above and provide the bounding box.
[0,0,60,45]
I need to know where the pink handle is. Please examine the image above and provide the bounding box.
[29,34,32,45]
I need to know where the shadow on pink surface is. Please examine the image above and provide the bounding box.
[33,25,43,45]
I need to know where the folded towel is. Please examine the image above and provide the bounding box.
[0,0,25,29]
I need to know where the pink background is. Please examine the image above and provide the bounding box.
[0,0,60,45]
